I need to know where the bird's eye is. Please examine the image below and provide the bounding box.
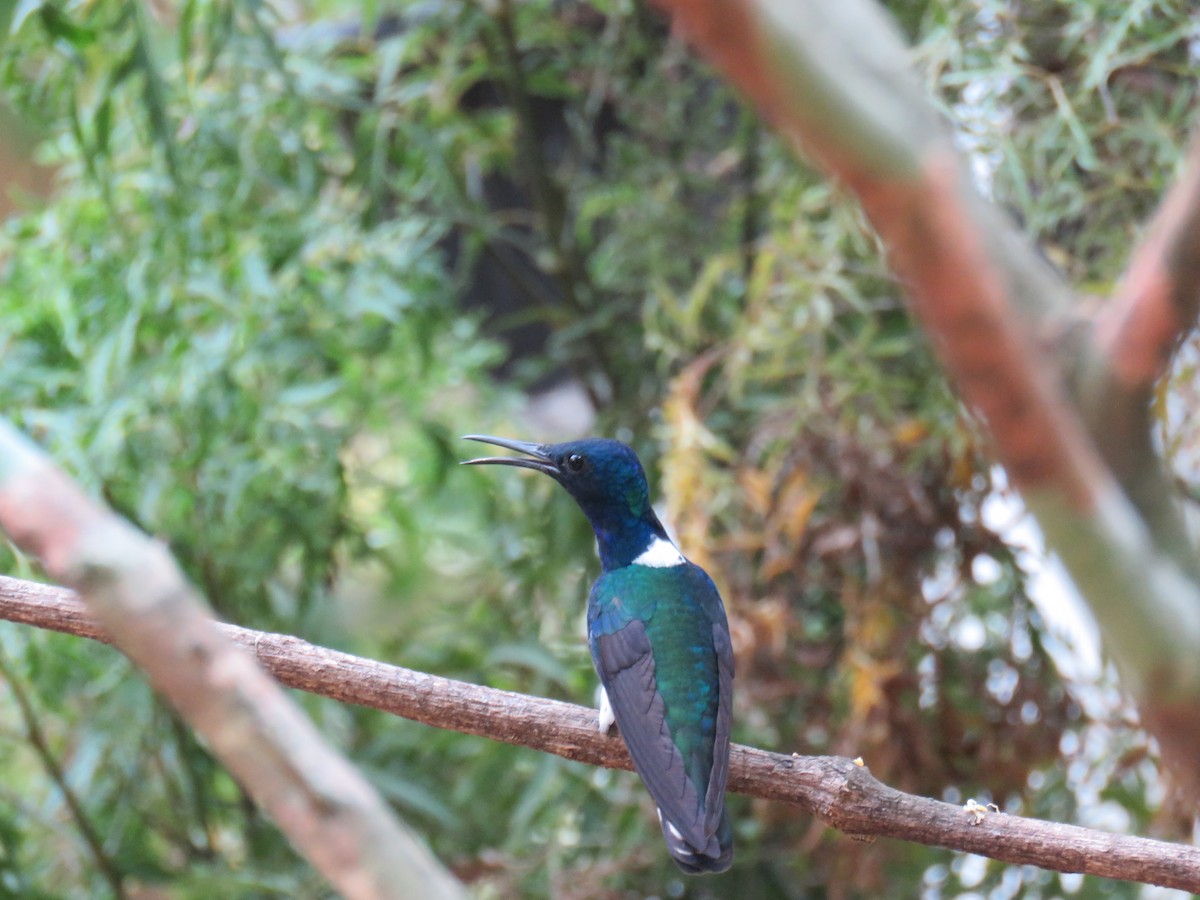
[565,453,586,473]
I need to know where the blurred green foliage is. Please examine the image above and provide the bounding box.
[0,0,1194,897]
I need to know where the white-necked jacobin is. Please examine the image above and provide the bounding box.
[463,435,734,874]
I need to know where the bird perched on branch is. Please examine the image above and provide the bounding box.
[463,435,734,874]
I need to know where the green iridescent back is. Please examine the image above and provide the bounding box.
[588,562,728,797]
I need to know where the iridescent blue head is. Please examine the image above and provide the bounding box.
[463,435,670,571]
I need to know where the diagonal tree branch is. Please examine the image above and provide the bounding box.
[647,0,1200,802]
[0,422,465,900]
[1076,133,1200,583]
[0,576,1198,892]
[1098,132,1200,395]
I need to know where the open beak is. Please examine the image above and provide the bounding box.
[461,434,560,476]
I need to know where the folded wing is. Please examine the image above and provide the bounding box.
[594,619,723,863]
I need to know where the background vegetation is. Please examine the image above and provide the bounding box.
[0,0,1195,896]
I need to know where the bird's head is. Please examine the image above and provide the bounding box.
[462,434,658,533]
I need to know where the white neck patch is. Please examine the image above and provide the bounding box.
[632,536,686,568]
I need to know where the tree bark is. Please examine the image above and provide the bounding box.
[2,575,1198,893]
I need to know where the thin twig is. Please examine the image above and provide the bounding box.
[738,108,763,283]
[167,714,218,860]
[0,646,127,898]
[1,575,1197,892]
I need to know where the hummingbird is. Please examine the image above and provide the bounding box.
[463,435,734,874]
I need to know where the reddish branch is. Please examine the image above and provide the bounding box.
[0,424,465,900]
[1099,133,1200,391]
[653,0,1103,507]
[2,576,1198,893]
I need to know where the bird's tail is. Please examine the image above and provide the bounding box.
[658,804,733,875]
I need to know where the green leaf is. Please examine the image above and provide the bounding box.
[36,4,94,46]
[9,0,44,36]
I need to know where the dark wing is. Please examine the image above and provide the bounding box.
[593,619,710,852]
[703,618,734,836]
